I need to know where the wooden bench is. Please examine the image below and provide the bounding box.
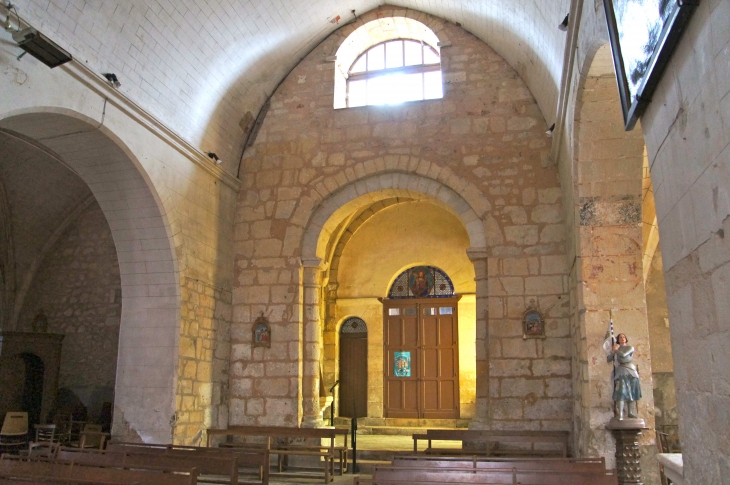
[56,447,236,484]
[357,464,618,485]
[0,476,140,485]
[107,441,269,484]
[0,455,197,485]
[392,455,607,472]
[207,426,348,483]
[413,429,570,457]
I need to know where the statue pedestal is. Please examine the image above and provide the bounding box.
[607,418,647,485]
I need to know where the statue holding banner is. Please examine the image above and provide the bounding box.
[605,331,642,420]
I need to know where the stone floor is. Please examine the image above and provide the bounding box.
[229,432,462,484]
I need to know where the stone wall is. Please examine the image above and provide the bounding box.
[176,278,231,444]
[233,7,572,431]
[638,1,730,483]
[18,202,120,421]
[570,72,656,482]
[1,27,239,442]
[645,248,677,427]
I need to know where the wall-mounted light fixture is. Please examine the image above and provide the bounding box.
[546,123,555,137]
[12,27,72,67]
[103,73,121,88]
[558,14,569,32]
[206,152,223,165]
[3,2,19,31]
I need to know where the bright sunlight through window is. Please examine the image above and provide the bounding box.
[347,39,443,108]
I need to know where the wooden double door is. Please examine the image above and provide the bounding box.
[383,297,460,419]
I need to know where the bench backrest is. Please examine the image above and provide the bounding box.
[420,429,570,456]
[207,426,346,448]
[57,448,235,478]
[0,456,197,485]
[371,465,618,485]
[423,429,569,440]
[106,442,267,467]
[392,455,606,472]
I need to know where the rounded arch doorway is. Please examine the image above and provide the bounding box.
[383,265,460,419]
[339,317,368,418]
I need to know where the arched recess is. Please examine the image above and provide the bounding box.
[299,171,489,428]
[0,110,181,444]
[571,43,672,479]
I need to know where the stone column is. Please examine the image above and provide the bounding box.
[467,247,489,428]
[301,257,325,428]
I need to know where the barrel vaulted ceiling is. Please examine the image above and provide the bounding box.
[12,0,571,174]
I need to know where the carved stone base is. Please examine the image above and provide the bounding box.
[607,418,647,485]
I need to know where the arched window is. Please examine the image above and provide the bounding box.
[388,265,454,299]
[346,39,443,107]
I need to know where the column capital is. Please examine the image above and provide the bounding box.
[301,257,325,270]
[466,247,489,262]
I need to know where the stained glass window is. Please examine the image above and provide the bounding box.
[341,317,368,334]
[387,266,455,299]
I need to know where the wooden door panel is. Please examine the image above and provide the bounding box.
[422,348,439,377]
[422,317,438,346]
[440,348,455,377]
[384,298,460,419]
[339,335,368,417]
[423,380,439,409]
[439,318,455,345]
[402,317,418,346]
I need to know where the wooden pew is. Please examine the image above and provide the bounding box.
[392,455,606,471]
[358,464,618,485]
[0,477,139,485]
[412,429,570,457]
[57,448,236,485]
[207,426,347,483]
[0,455,197,485]
[106,441,269,485]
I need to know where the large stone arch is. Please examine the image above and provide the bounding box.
[0,109,181,443]
[301,171,488,260]
[298,171,489,427]
[569,42,659,477]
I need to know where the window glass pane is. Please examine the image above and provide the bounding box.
[424,307,437,316]
[348,79,367,107]
[385,40,404,69]
[398,73,423,102]
[367,44,385,71]
[423,71,443,99]
[388,308,401,316]
[404,41,423,66]
[423,46,440,64]
[367,75,388,105]
[404,307,417,316]
[439,307,453,315]
[350,55,366,74]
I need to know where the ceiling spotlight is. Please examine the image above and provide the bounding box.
[103,73,121,87]
[12,27,72,68]
[206,152,223,165]
[546,123,555,137]
[558,14,569,32]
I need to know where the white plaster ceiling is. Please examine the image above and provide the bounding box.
[12,0,571,174]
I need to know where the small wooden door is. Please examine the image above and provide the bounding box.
[383,298,460,419]
[339,318,368,418]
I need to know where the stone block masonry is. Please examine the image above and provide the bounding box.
[232,7,572,431]
[18,202,121,421]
